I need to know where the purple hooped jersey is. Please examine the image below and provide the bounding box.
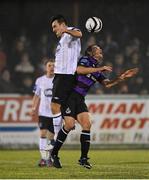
[74,56,106,96]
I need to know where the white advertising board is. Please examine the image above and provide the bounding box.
[0,94,149,145]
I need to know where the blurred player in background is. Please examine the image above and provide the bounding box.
[51,44,138,169]
[31,59,62,167]
[50,14,82,128]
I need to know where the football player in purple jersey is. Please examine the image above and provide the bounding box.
[51,44,138,169]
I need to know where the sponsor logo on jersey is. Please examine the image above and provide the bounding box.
[44,88,52,97]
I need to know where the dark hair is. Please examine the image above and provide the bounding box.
[50,14,67,26]
[85,44,102,57]
[43,58,54,66]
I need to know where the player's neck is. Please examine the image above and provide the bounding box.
[46,73,54,78]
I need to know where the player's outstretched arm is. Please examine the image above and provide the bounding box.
[77,65,112,74]
[64,29,82,38]
[102,68,139,88]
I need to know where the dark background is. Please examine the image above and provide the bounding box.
[0,0,149,94]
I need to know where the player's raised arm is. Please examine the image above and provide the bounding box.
[102,68,139,88]
[64,28,82,38]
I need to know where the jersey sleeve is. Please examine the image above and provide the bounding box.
[67,27,81,40]
[78,57,89,67]
[68,26,81,31]
[33,78,41,96]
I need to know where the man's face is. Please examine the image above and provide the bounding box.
[46,62,54,75]
[92,45,103,62]
[51,20,65,38]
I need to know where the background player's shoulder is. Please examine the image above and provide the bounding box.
[36,75,46,83]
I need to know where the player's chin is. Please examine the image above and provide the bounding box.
[56,32,61,37]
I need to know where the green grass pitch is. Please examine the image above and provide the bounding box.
[0,149,149,179]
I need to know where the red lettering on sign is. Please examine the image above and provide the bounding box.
[100,118,119,129]
[88,103,105,113]
[88,102,145,114]
[139,118,149,128]
[114,104,126,114]
[122,118,136,129]
[129,103,144,113]
[100,117,149,129]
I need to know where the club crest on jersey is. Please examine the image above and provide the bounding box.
[65,107,71,114]
[54,97,59,100]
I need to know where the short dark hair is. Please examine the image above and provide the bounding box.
[43,58,54,66]
[85,44,101,57]
[50,14,67,26]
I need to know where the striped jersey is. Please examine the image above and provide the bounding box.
[74,56,106,96]
[33,75,54,117]
[54,27,81,75]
